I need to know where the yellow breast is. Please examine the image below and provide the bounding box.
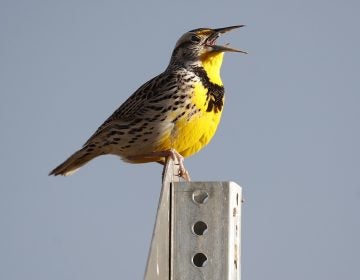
[165,51,225,157]
[170,83,223,157]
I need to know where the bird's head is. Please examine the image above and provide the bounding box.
[169,25,247,67]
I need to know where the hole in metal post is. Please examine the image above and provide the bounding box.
[192,221,208,235]
[192,190,209,204]
[192,253,208,267]
[236,193,239,206]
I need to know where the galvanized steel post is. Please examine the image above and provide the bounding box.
[145,159,242,280]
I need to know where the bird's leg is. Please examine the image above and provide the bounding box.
[127,149,191,181]
[166,149,191,181]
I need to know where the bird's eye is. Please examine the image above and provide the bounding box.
[190,35,201,44]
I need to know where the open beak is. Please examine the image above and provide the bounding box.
[206,25,247,54]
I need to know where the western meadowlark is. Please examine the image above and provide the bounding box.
[49,25,247,180]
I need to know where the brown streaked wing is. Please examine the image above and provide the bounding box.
[83,71,178,146]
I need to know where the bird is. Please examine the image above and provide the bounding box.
[49,25,247,180]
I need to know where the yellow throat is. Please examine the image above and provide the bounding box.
[200,51,224,86]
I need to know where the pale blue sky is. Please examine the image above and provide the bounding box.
[1,0,359,279]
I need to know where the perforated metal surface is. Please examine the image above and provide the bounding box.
[145,173,242,280]
[171,182,242,280]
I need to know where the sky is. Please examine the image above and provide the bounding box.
[1,0,359,279]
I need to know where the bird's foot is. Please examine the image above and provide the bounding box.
[166,149,191,181]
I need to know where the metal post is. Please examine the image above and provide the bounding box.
[144,158,180,280]
[144,159,242,280]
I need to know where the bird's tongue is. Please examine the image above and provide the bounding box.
[206,34,219,46]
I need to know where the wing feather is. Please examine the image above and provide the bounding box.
[83,71,178,146]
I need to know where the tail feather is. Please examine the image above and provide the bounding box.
[49,147,98,176]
